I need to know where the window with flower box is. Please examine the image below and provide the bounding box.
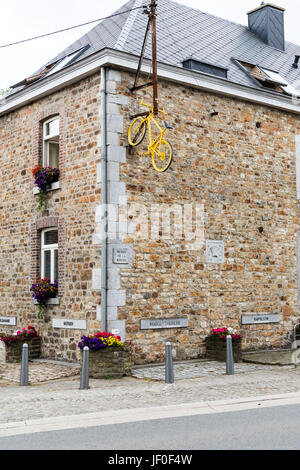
[31,217,65,304]
[32,115,62,199]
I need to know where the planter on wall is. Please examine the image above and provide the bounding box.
[81,347,132,379]
[205,335,242,363]
[1,337,41,363]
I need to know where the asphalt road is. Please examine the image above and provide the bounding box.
[1,402,300,451]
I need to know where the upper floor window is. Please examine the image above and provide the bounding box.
[41,228,58,284]
[43,116,59,168]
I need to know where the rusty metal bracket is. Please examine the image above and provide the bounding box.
[129,111,150,119]
[130,14,152,93]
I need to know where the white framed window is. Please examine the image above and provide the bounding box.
[43,116,60,168]
[41,228,58,284]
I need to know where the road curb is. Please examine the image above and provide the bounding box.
[1,391,300,438]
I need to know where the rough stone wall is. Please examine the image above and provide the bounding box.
[0,66,299,365]
[0,73,101,361]
[113,70,300,364]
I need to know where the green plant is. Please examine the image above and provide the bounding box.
[30,279,58,318]
[32,166,59,211]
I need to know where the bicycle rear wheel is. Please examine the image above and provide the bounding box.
[128,116,147,147]
[151,139,173,172]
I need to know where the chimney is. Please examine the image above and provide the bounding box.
[247,3,285,51]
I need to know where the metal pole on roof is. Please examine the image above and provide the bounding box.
[129,0,159,108]
[150,0,158,115]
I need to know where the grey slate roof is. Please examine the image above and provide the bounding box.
[8,0,300,96]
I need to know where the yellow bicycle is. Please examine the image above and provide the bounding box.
[128,100,173,173]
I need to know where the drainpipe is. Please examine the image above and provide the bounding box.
[100,66,108,332]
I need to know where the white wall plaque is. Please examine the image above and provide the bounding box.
[0,317,16,326]
[108,244,132,268]
[242,314,280,325]
[52,319,87,329]
[140,318,189,330]
[113,248,130,265]
[206,240,224,264]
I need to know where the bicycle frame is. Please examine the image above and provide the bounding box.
[144,114,166,155]
[136,100,167,155]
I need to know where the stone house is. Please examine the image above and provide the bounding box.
[0,0,300,364]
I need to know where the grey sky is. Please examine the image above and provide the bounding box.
[0,0,299,89]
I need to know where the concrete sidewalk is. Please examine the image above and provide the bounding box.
[1,358,300,429]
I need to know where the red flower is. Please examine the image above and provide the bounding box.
[32,165,42,177]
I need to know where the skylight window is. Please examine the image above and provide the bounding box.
[260,68,300,96]
[235,60,300,96]
[46,50,83,77]
[10,45,90,89]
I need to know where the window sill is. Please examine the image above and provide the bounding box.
[32,181,61,195]
[33,297,60,305]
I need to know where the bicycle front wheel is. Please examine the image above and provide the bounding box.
[151,139,173,172]
[128,116,147,147]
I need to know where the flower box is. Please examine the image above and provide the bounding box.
[82,346,132,379]
[78,331,133,379]
[0,325,41,363]
[1,336,41,363]
[32,166,60,211]
[205,335,242,362]
[31,279,58,318]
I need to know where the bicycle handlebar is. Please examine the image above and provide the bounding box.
[140,100,153,110]
[140,100,167,115]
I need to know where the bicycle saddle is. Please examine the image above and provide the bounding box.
[164,121,173,129]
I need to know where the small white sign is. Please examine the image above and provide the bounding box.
[140,318,189,330]
[113,248,130,265]
[206,240,224,264]
[242,314,280,325]
[109,244,132,268]
[0,317,16,326]
[52,319,87,330]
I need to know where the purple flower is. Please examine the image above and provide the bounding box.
[34,167,59,192]
[30,278,58,305]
